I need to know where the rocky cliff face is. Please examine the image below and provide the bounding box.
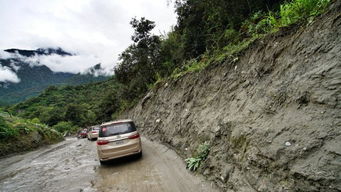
[122,2,341,191]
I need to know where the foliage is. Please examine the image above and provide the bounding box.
[96,89,122,122]
[0,112,63,156]
[118,0,332,84]
[279,0,330,26]
[10,78,120,126]
[185,142,210,171]
[185,157,201,171]
[0,116,18,139]
[171,58,210,79]
[242,0,331,37]
[241,11,275,36]
[52,121,78,134]
[114,17,161,101]
[173,0,284,59]
[0,112,62,141]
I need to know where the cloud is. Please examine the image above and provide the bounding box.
[0,0,177,74]
[22,53,105,74]
[9,60,21,72]
[0,66,20,83]
[0,50,12,59]
[1,49,112,75]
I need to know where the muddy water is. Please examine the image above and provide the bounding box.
[0,137,217,192]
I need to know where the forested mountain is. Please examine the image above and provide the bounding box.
[0,48,108,105]
[10,77,120,127]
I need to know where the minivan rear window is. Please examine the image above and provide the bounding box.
[99,122,136,137]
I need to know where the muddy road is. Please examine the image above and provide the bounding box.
[0,137,217,192]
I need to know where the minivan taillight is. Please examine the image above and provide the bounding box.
[97,140,109,145]
[91,131,97,133]
[128,133,140,139]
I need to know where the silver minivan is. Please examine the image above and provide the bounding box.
[96,119,142,164]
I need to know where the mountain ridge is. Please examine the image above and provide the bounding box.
[0,47,109,105]
[4,47,73,57]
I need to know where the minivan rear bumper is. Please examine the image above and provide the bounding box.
[97,138,142,161]
[89,132,99,139]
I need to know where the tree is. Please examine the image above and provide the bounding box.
[130,17,156,43]
[39,107,64,126]
[64,104,86,126]
[115,17,161,100]
[96,90,121,122]
[174,0,284,58]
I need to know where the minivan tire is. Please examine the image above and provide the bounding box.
[99,160,106,165]
[136,151,143,159]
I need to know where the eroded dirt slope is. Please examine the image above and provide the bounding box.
[122,2,341,192]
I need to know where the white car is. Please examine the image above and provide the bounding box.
[87,126,100,140]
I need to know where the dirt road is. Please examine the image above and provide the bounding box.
[0,137,218,192]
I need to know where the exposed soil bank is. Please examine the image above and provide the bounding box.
[122,2,341,192]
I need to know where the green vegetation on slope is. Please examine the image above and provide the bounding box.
[169,0,331,79]
[9,77,121,127]
[0,109,63,156]
[114,0,331,101]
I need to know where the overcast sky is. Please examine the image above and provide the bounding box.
[0,0,177,80]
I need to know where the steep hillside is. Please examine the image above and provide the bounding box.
[0,111,63,156]
[0,48,108,105]
[122,2,340,192]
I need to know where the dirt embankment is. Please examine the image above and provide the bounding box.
[122,2,341,192]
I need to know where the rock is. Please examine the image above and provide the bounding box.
[141,91,153,107]
[204,169,210,176]
[221,164,234,182]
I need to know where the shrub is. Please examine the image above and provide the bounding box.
[185,142,210,171]
[52,121,78,134]
[242,0,331,38]
[30,118,41,124]
[185,157,201,171]
[13,122,32,134]
[280,0,331,26]
[171,58,209,79]
[222,29,240,44]
[0,116,18,139]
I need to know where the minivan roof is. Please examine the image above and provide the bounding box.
[101,119,133,127]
